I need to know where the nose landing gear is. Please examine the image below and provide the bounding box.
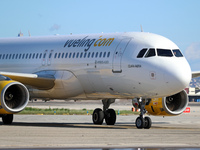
[135,98,152,129]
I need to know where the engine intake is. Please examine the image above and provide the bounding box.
[145,90,188,116]
[163,90,188,115]
[0,81,29,114]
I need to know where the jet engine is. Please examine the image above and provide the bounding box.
[0,78,29,114]
[145,90,188,116]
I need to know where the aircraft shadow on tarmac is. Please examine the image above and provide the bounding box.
[0,121,170,129]
[0,122,133,129]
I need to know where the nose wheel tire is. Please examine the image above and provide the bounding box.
[135,116,152,129]
[105,109,116,125]
[135,117,144,129]
[144,116,152,129]
[92,108,104,125]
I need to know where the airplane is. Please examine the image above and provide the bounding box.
[0,31,193,129]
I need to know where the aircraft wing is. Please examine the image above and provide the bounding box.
[0,72,55,90]
[192,71,200,78]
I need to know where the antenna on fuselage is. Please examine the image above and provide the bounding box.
[28,30,31,37]
[140,25,143,32]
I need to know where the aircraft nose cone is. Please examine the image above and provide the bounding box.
[164,58,191,93]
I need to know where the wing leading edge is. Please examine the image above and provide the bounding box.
[0,72,55,90]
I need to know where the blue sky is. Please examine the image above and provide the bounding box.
[0,0,200,71]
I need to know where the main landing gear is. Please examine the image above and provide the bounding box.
[135,98,152,129]
[92,99,116,125]
[1,114,13,125]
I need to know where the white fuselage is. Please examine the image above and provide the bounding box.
[0,32,191,100]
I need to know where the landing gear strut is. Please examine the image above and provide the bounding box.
[92,99,116,125]
[135,98,152,129]
[1,114,13,125]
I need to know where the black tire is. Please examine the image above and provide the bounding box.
[2,114,13,125]
[105,109,116,125]
[92,108,104,125]
[135,117,144,129]
[144,116,152,129]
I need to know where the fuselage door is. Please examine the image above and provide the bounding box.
[47,50,54,66]
[112,38,131,73]
[42,50,48,66]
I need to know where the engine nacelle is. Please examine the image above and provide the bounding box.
[145,90,188,116]
[0,80,29,114]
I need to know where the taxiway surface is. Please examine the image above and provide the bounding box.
[0,100,200,148]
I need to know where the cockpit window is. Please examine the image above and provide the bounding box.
[157,49,173,57]
[173,49,183,57]
[137,48,147,58]
[145,48,156,58]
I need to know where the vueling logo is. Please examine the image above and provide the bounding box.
[64,36,114,52]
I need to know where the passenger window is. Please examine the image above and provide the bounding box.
[62,53,64,58]
[0,54,2,59]
[157,49,173,57]
[43,53,46,59]
[84,53,87,58]
[99,52,102,58]
[76,53,79,58]
[22,54,25,59]
[95,52,99,58]
[7,54,10,59]
[69,53,72,58]
[145,48,156,58]
[39,53,42,59]
[29,54,32,59]
[137,48,147,58]
[103,52,106,58]
[88,52,91,58]
[92,52,95,58]
[54,53,57,58]
[36,53,39,59]
[73,52,75,58]
[107,52,110,57]
[49,53,52,59]
[80,52,83,58]
[58,53,61,58]
[16,54,18,59]
[173,49,183,57]
[12,54,15,59]
[32,53,35,59]
[65,53,68,58]
[26,54,28,59]
[19,54,22,59]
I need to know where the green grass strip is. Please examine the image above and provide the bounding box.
[18,107,139,115]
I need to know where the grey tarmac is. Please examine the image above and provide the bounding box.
[0,101,200,148]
